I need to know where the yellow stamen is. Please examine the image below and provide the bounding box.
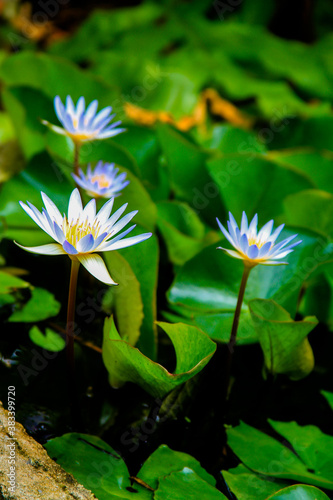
[91,174,110,189]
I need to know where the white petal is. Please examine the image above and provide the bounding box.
[77,254,117,285]
[98,225,135,251]
[96,198,115,225]
[248,213,258,236]
[104,203,128,230]
[217,247,244,260]
[68,188,83,222]
[77,234,95,253]
[268,224,284,243]
[81,198,96,221]
[216,218,236,247]
[102,232,152,251]
[257,220,274,243]
[228,212,239,232]
[110,211,138,236]
[19,201,47,233]
[15,242,66,255]
[41,192,63,226]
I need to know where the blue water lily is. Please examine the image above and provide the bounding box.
[216,211,301,267]
[72,161,129,199]
[16,189,151,285]
[42,95,125,143]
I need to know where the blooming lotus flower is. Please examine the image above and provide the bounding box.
[42,96,125,143]
[72,161,129,199]
[216,211,301,267]
[16,189,152,285]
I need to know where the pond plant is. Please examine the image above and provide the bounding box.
[0,3,333,500]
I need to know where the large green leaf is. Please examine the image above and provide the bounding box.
[223,464,290,500]
[0,51,119,106]
[9,287,61,323]
[226,421,333,490]
[45,435,220,500]
[249,299,317,380]
[156,124,224,225]
[120,228,159,360]
[137,444,215,489]
[154,468,227,500]
[102,317,216,397]
[206,154,314,222]
[157,201,219,266]
[270,149,333,195]
[45,433,138,500]
[167,229,323,343]
[0,270,29,294]
[283,190,333,238]
[103,251,144,347]
[266,485,330,500]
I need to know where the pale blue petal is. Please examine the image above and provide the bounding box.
[96,198,115,224]
[258,241,272,257]
[229,212,239,233]
[110,211,138,236]
[216,218,235,247]
[63,240,78,255]
[104,232,152,251]
[53,222,65,243]
[268,223,284,243]
[98,225,136,251]
[247,244,259,259]
[240,233,249,254]
[240,211,248,234]
[77,234,95,253]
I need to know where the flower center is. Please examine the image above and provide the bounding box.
[91,174,110,189]
[62,217,101,248]
[247,235,269,249]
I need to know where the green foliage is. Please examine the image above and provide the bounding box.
[167,229,325,343]
[102,317,216,397]
[29,325,65,352]
[227,420,333,490]
[45,436,221,500]
[249,299,317,380]
[9,287,61,323]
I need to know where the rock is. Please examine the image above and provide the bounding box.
[0,401,97,500]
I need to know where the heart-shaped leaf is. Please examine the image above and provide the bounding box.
[249,299,317,380]
[102,317,216,398]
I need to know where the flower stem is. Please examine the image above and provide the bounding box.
[224,264,251,399]
[66,259,80,422]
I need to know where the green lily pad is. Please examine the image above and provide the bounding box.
[266,484,330,499]
[226,420,333,490]
[249,299,317,380]
[138,444,215,489]
[9,287,61,323]
[206,153,313,223]
[223,464,290,500]
[29,325,65,352]
[157,201,219,266]
[0,270,29,294]
[167,228,323,343]
[102,317,216,397]
[154,468,227,500]
[321,390,333,412]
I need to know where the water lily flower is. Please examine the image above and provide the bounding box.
[42,96,125,143]
[72,161,129,199]
[216,211,301,267]
[16,188,152,285]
